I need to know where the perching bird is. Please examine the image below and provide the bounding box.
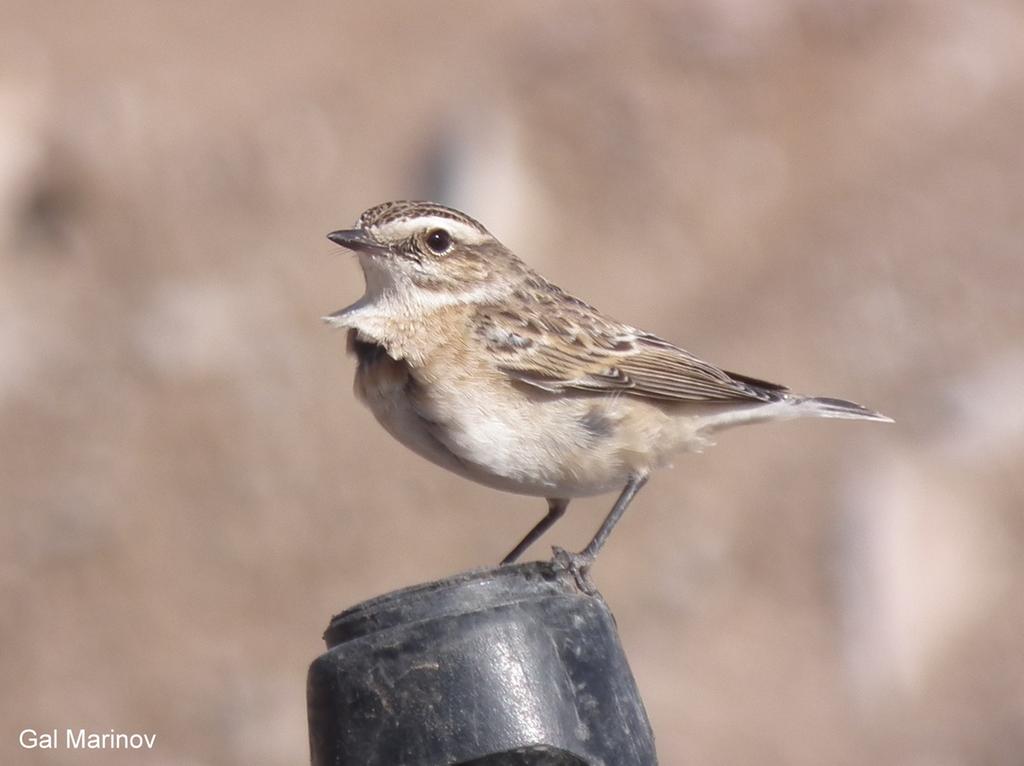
[324,200,890,583]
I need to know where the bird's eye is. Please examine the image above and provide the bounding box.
[425,228,452,254]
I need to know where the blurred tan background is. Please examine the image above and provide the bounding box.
[2,1,1023,764]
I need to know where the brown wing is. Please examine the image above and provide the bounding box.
[471,304,787,404]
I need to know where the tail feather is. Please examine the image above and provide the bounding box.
[696,393,893,433]
[793,395,893,423]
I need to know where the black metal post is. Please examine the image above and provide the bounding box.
[307,561,658,765]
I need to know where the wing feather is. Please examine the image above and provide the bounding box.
[473,304,786,404]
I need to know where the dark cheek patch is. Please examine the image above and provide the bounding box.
[413,273,450,291]
[412,252,487,291]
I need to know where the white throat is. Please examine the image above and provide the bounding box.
[322,253,499,357]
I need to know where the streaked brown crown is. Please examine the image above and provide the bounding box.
[356,200,490,235]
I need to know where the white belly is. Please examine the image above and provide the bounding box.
[356,352,697,497]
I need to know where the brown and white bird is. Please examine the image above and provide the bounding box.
[324,200,891,580]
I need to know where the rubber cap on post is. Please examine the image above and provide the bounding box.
[307,561,658,765]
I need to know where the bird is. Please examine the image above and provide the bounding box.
[323,200,891,584]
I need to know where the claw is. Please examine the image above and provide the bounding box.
[551,546,598,595]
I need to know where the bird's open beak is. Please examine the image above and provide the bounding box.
[326,229,382,253]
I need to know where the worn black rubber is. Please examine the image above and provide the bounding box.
[307,561,658,765]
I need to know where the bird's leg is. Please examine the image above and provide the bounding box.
[553,473,650,593]
[581,473,649,559]
[500,498,570,565]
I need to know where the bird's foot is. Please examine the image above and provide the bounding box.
[551,547,597,595]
